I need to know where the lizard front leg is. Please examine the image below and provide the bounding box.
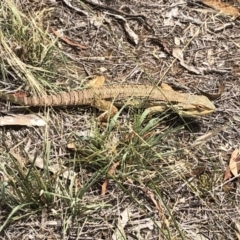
[142,105,169,117]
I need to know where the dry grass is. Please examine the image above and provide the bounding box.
[0,0,240,239]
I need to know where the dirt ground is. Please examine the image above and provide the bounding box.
[1,0,240,239]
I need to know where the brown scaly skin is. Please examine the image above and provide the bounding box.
[0,85,216,117]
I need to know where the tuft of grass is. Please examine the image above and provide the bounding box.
[0,130,112,233]
[0,0,77,95]
[65,111,192,239]
[0,108,189,238]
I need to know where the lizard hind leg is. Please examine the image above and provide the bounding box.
[91,98,118,122]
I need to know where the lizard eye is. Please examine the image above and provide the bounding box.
[196,105,205,111]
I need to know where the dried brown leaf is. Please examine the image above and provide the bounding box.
[201,0,240,17]
[123,22,139,45]
[101,161,120,196]
[62,0,89,16]
[192,124,228,147]
[0,114,46,126]
[229,149,240,177]
[145,189,164,217]
[31,156,77,180]
[223,166,232,181]
[51,27,88,49]
[172,47,202,74]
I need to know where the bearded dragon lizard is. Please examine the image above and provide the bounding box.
[0,84,215,118]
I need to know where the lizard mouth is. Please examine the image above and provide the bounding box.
[178,108,216,117]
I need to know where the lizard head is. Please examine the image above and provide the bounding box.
[172,95,216,117]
